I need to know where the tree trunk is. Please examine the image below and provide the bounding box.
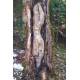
[22,0,53,80]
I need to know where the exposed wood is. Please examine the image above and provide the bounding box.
[33,3,45,68]
[23,0,53,79]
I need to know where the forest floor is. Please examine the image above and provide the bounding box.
[49,44,66,80]
[13,44,66,80]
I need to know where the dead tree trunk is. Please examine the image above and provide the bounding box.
[23,0,53,80]
[33,2,45,67]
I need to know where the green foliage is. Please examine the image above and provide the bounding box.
[50,0,66,27]
[13,0,23,16]
[16,17,25,41]
[13,0,25,49]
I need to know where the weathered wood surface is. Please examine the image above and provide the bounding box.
[33,3,44,68]
[22,0,53,80]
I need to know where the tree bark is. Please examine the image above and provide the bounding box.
[22,0,32,63]
[23,0,53,80]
